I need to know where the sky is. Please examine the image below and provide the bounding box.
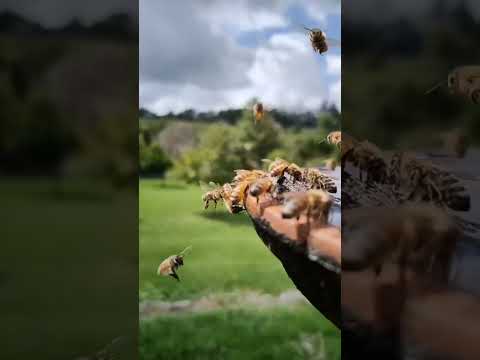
[139,0,341,115]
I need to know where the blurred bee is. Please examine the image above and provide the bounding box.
[342,204,459,278]
[252,102,265,124]
[302,167,337,193]
[249,177,274,204]
[443,128,469,158]
[267,158,303,179]
[426,65,480,103]
[343,139,388,183]
[201,181,237,213]
[157,246,192,281]
[281,189,333,225]
[303,26,341,55]
[387,152,470,211]
[325,131,342,148]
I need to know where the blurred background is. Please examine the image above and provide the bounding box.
[139,1,341,359]
[0,1,138,359]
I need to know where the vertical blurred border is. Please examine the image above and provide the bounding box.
[0,1,138,359]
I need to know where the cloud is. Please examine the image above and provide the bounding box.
[140,0,341,114]
[326,55,341,75]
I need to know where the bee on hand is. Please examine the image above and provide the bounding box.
[281,189,333,226]
[249,177,274,204]
[265,158,303,179]
[302,167,338,193]
[157,246,192,282]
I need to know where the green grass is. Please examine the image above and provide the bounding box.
[140,307,340,360]
[139,179,296,301]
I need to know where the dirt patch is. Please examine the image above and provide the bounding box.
[140,289,308,319]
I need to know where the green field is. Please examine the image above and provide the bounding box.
[139,179,340,359]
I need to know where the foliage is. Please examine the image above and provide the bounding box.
[139,136,172,176]
[140,111,340,183]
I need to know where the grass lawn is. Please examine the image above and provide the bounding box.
[140,179,340,359]
[139,179,296,301]
[140,306,340,360]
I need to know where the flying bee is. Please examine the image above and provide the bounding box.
[303,26,341,55]
[249,177,274,204]
[201,181,236,213]
[252,102,265,124]
[281,189,332,226]
[323,131,342,148]
[157,246,192,281]
[267,158,303,179]
[302,167,337,193]
[425,65,480,103]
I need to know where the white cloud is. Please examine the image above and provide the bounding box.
[326,55,341,75]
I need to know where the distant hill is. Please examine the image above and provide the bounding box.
[139,103,340,129]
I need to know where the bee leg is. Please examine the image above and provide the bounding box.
[214,200,217,209]
[169,272,180,281]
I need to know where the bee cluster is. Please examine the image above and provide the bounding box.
[341,131,470,212]
[341,130,474,281]
[201,158,339,229]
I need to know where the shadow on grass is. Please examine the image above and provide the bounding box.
[195,210,252,226]
[149,182,188,191]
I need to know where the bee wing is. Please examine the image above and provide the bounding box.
[179,245,192,256]
[425,80,446,95]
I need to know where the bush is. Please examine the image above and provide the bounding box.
[140,137,172,176]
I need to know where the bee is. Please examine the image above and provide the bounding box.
[201,182,237,213]
[325,131,342,148]
[233,169,266,184]
[230,170,267,210]
[249,177,274,203]
[343,139,388,183]
[302,167,337,193]
[281,189,333,226]
[387,151,470,211]
[303,26,341,55]
[157,246,192,281]
[252,102,265,124]
[267,158,303,179]
[425,65,480,103]
[342,204,459,278]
